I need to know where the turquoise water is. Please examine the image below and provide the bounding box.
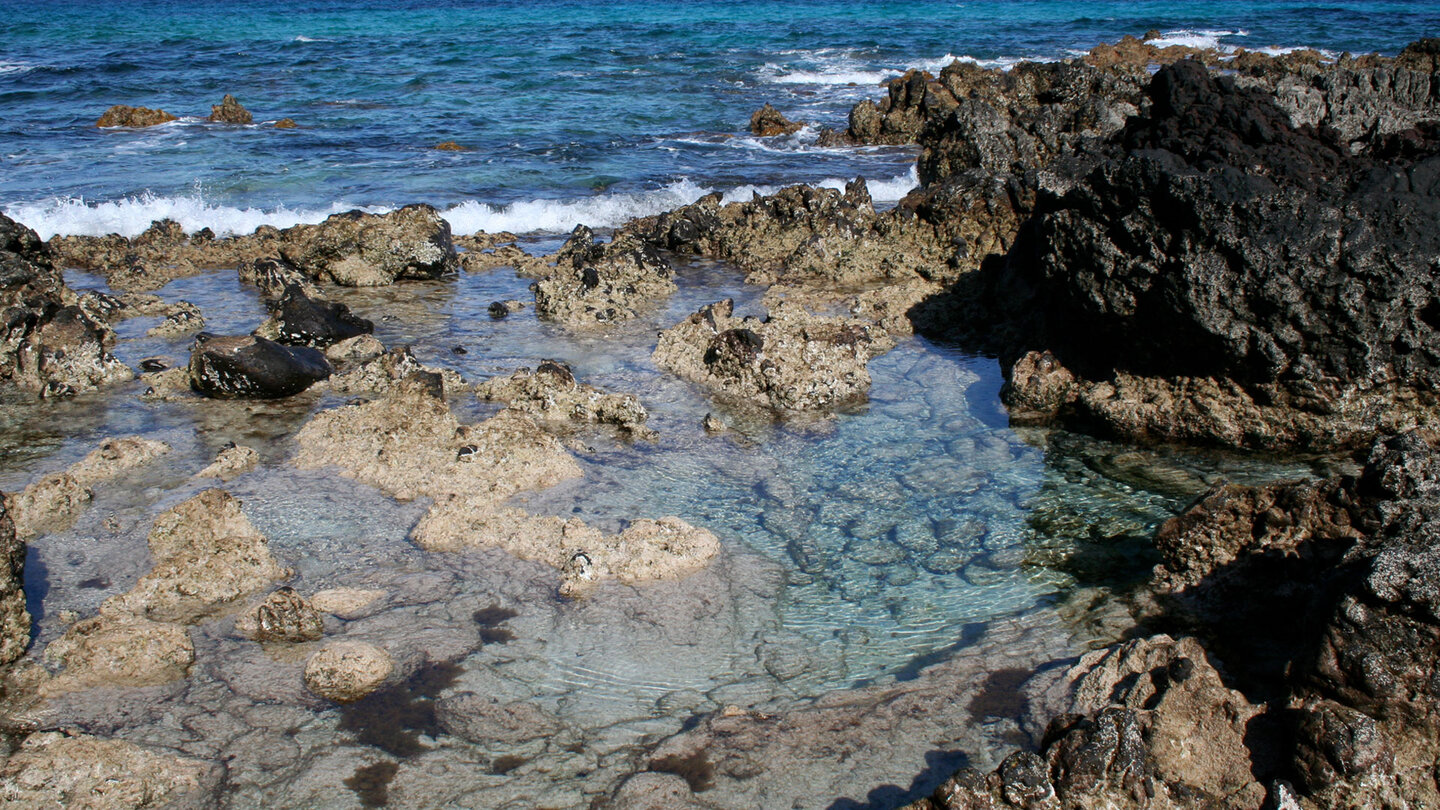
[3,0,1436,237]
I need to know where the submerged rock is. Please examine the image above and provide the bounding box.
[144,300,205,338]
[195,442,260,480]
[0,732,223,807]
[475,360,651,434]
[9,436,172,539]
[240,256,321,300]
[533,225,676,324]
[208,93,253,124]
[188,333,332,399]
[41,614,195,694]
[96,104,177,128]
[303,640,394,702]
[654,299,892,412]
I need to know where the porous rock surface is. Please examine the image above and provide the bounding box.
[95,104,176,128]
[533,225,676,324]
[195,442,260,480]
[475,360,650,434]
[0,496,27,666]
[208,93,252,124]
[654,298,893,411]
[0,214,132,397]
[42,489,288,695]
[749,103,804,137]
[0,731,223,808]
[9,436,171,539]
[252,283,373,348]
[302,640,394,703]
[994,58,1440,449]
[50,205,458,292]
[233,587,324,643]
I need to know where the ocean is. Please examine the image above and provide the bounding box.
[3,0,1437,239]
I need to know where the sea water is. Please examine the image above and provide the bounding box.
[0,1,1430,806]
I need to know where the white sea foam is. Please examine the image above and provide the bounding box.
[0,61,36,76]
[293,35,332,43]
[2,194,379,240]
[1145,29,1246,50]
[5,168,920,240]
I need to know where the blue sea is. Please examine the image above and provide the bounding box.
[2,0,1436,238]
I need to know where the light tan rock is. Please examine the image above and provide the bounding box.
[412,501,719,596]
[295,372,581,502]
[143,300,204,338]
[654,299,893,411]
[0,732,220,808]
[10,437,171,539]
[310,587,385,619]
[303,640,393,702]
[103,489,290,624]
[324,334,386,366]
[476,360,650,434]
[195,443,260,480]
[0,497,28,665]
[41,615,194,695]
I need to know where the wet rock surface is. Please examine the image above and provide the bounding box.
[254,284,374,348]
[749,102,805,137]
[208,93,252,124]
[304,641,395,702]
[0,214,132,397]
[95,104,177,128]
[475,360,651,434]
[278,204,458,286]
[654,298,893,411]
[9,436,171,539]
[188,333,332,399]
[0,497,26,666]
[0,731,224,807]
[533,225,676,324]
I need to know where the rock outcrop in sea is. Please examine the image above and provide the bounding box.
[532,225,676,324]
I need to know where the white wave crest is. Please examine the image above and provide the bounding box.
[5,169,920,240]
[1145,29,1245,50]
[0,61,36,76]
[2,194,381,240]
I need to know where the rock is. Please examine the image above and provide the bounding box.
[187,333,332,399]
[144,300,205,338]
[475,361,650,433]
[990,59,1440,449]
[209,93,252,124]
[279,205,458,286]
[303,641,394,702]
[434,141,468,151]
[310,587,385,619]
[749,103,804,137]
[0,732,223,807]
[254,284,373,348]
[533,225,676,324]
[324,334,386,367]
[1083,33,1225,70]
[294,371,582,503]
[240,256,320,300]
[435,692,562,746]
[0,495,28,666]
[701,413,726,434]
[195,442,260,480]
[102,488,291,624]
[411,503,720,594]
[41,615,195,694]
[654,299,892,411]
[9,436,172,539]
[96,105,177,128]
[274,117,297,129]
[325,344,464,396]
[234,587,324,643]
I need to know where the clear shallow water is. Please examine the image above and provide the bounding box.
[2,0,1437,237]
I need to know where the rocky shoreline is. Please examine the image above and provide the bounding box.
[0,33,1435,810]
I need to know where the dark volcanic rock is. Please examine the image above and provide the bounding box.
[0,214,132,396]
[993,59,1440,449]
[259,284,373,348]
[188,334,331,399]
